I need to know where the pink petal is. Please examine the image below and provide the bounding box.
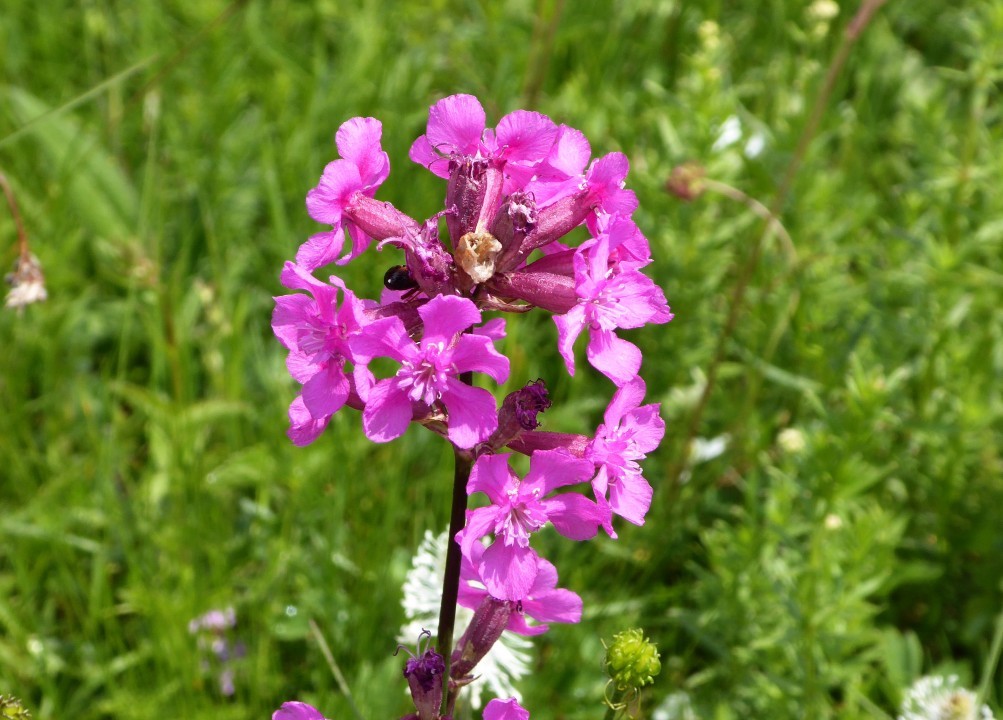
[408,135,450,178]
[585,153,638,216]
[450,334,510,384]
[484,698,529,720]
[608,474,653,526]
[604,377,647,426]
[285,350,318,384]
[441,379,499,449]
[480,542,538,601]
[271,294,313,348]
[425,94,486,156]
[302,363,350,418]
[335,117,390,187]
[467,453,515,504]
[554,305,586,376]
[586,329,641,385]
[623,403,665,454]
[543,492,605,541]
[349,316,412,363]
[295,230,345,271]
[519,587,583,627]
[273,701,327,720]
[306,160,362,225]
[546,125,591,178]
[528,449,594,494]
[459,506,501,558]
[494,110,558,165]
[361,380,413,443]
[287,396,330,447]
[418,294,481,346]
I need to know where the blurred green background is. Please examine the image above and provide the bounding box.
[2,1,1002,718]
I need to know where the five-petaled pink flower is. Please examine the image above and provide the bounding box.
[350,294,509,449]
[587,377,665,534]
[458,450,606,600]
[459,540,583,635]
[555,232,673,385]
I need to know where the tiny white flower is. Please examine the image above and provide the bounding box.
[898,675,994,720]
[399,530,532,709]
[777,428,806,454]
[711,116,742,152]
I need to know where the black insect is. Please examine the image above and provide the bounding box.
[383,264,419,291]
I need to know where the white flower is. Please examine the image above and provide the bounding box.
[777,427,806,454]
[399,530,532,709]
[898,675,994,720]
[653,692,698,720]
[5,253,47,310]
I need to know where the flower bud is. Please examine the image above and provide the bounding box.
[451,597,514,678]
[604,628,661,692]
[665,163,705,202]
[485,380,552,451]
[400,631,446,720]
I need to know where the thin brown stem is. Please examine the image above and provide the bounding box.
[437,371,474,717]
[0,171,29,259]
[665,0,888,493]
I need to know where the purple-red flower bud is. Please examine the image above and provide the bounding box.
[451,597,514,678]
[486,271,577,314]
[346,194,422,242]
[402,644,445,720]
[485,380,552,452]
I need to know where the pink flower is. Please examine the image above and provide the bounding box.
[484,698,530,720]
[458,450,605,600]
[304,117,420,267]
[273,702,327,720]
[587,377,665,533]
[350,295,509,448]
[458,542,582,636]
[409,94,557,188]
[271,262,371,445]
[554,232,672,385]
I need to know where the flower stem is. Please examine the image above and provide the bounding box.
[437,371,474,717]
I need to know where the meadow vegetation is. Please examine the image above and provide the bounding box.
[1,1,1001,718]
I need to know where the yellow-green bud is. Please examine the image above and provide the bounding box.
[605,629,661,692]
[0,695,31,719]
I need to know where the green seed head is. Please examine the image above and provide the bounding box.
[605,628,661,692]
[0,695,31,719]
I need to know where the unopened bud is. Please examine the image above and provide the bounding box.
[485,380,552,451]
[605,628,661,692]
[665,163,705,202]
[398,630,445,720]
[451,597,513,678]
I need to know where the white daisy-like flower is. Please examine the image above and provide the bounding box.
[399,529,532,709]
[898,675,995,720]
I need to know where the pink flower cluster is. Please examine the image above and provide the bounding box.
[272,94,671,717]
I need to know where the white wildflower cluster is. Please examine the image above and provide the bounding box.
[899,675,995,720]
[399,530,531,709]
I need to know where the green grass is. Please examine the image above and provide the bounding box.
[2,1,1002,718]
